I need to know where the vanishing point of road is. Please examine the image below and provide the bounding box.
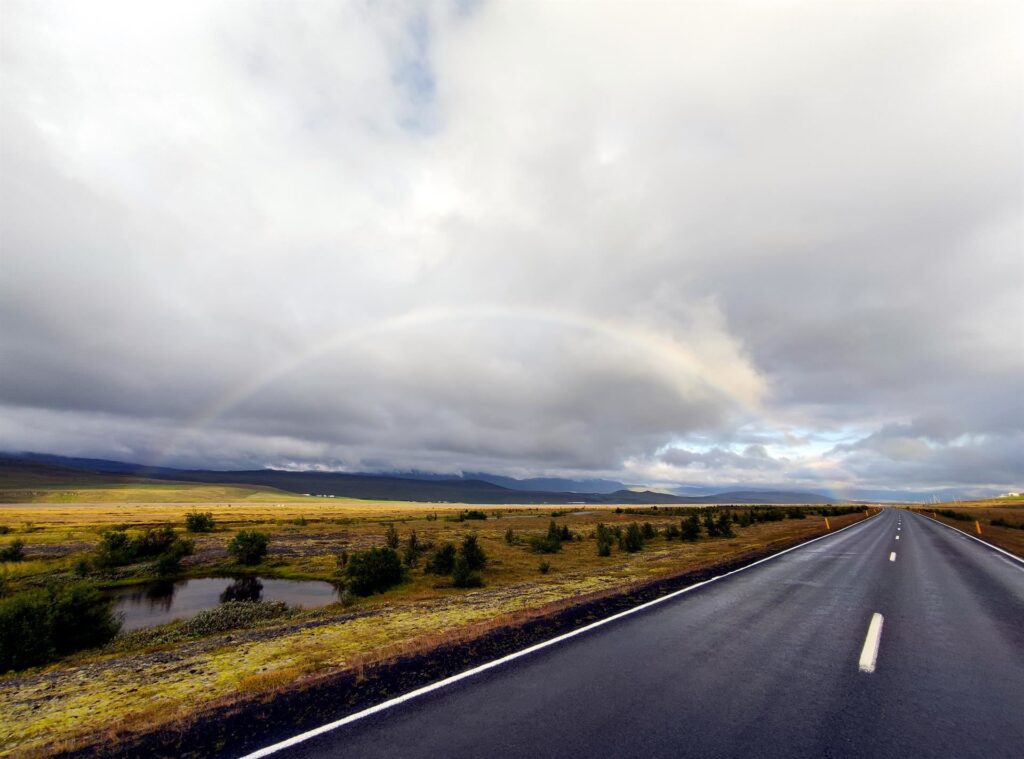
[247,509,1024,759]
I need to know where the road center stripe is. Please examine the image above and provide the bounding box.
[858,613,885,673]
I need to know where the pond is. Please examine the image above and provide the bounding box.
[109,576,341,631]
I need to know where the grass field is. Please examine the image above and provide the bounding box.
[908,502,1024,558]
[0,497,869,756]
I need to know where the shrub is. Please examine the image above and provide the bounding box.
[183,601,287,637]
[154,537,193,576]
[0,583,120,672]
[991,517,1024,530]
[0,539,25,562]
[227,531,270,565]
[703,511,720,537]
[344,547,404,595]
[185,511,215,533]
[452,554,483,588]
[0,525,10,535]
[426,543,456,574]
[681,514,701,541]
[595,523,614,556]
[641,522,657,540]
[504,527,518,545]
[459,534,487,571]
[384,524,400,549]
[529,520,563,553]
[0,591,52,671]
[538,561,551,574]
[94,528,133,567]
[664,524,681,540]
[402,531,422,567]
[94,525,192,569]
[619,522,644,553]
[716,511,735,538]
[48,583,121,656]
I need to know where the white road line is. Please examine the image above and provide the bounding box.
[896,535,900,540]
[889,552,896,562]
[858,613,885,673]
[917,513,1024,568]
[238,513,881,759]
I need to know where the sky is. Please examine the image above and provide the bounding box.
[1,1,1022,499]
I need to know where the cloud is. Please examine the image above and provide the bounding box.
[1,1,1021,494]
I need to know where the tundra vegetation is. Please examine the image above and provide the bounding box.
[0,492,889,756]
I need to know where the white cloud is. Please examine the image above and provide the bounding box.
[1,1,1021,494]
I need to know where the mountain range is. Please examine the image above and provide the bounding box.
[2,453,837,505]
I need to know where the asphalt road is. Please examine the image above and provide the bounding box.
[251,509,1024,759]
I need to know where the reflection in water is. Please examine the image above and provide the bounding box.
[220,576,263,603]
[109,576,340,631]
[121,580,177,612]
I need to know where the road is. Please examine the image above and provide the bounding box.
[248,509,1024,759]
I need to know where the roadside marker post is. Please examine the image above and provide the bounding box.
[825,517,831,530]
[976,520,982,535]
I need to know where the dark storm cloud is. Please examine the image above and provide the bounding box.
[1,1,1021,496]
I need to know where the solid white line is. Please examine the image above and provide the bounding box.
[239,513,881,759]
[889,552,896,562]
[858,613,885,673]
[917,513,1024,568]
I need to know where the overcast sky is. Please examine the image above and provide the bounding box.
[1,1,1021,497]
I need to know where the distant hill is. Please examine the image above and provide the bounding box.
[463,472,628,494]
[5,453,838,505]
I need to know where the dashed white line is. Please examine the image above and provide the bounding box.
[889,552,896,562]
[238,512,882,758]
[858,613,885,673]
[895,535,900,540]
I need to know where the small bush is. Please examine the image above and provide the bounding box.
[154,537,194,576]
[991,517,1024,530]
[426,543,456,574]
[344,547,404,595]
[0,539,25,562]
[538,561,551,575]
[596,523,614,556]
[529,520,563,553]
[0,525,10,535]
[641,522,657,540]
[185,511,215,533]
[402,531,422,567]
[94,525,191,569]
[452,554,483,588]
[504,527,518,545]
[681,514,702,541]
[664,524,681,540]
[716,511,735,538]
[384,524,400,549]
[227,531,270,565]
[459,534,487,571]
[619,522,644,553]
[0,583,120,672]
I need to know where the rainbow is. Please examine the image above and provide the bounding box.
[150,304,766,467]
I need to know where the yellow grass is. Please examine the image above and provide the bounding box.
[0,499,866,756]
